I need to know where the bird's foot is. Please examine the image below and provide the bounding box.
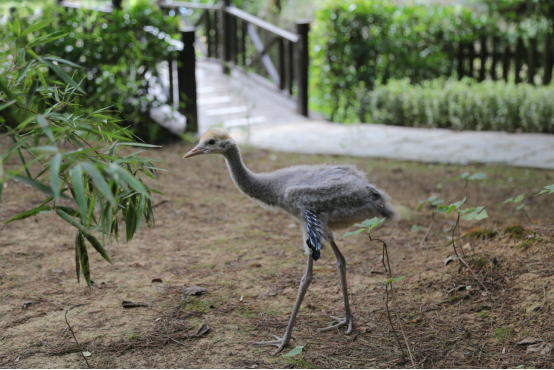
[318,315,354,334]
[252,334,290,356]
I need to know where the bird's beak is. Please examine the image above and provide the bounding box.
[183,147,206,159]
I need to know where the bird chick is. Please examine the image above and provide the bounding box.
[185,128,396,355]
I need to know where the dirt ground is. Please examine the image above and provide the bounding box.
[2,138,554,369]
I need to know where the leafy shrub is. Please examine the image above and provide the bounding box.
[364,78,554,133]
[6,0,181,143]
[310,0,554,124]
[1,17,165,286]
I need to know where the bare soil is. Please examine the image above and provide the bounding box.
[2,139,554,368]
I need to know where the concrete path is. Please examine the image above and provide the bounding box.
[196,61,554,170]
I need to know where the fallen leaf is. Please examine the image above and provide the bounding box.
[194,324,210,337]
[248,263,262,268]
[526,305,541,314]
[151,278,163,283]
[122,301,149,308]
[444,255,458,267]
[82,351,91,357]
[183,286,206,296]
[517,337,542,345]
[129,261,145,268]
[462,242,471,250]
[406,316,423,324]
[284,346,305,357]
[526,342,551,354]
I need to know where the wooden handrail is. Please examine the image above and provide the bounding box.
[224,6,298,43]
[158,1,220,10]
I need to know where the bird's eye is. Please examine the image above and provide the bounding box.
[207,139,215,145]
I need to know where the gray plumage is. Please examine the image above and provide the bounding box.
[184,127,397,355]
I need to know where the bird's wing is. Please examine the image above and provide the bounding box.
[283,167,372,211]
[304,209,322,261]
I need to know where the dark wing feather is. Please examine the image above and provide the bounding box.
[304,209,322,261]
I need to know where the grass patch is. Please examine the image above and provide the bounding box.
[464,228,498,240]
[191,263,216,270]
[493,327,515,342]
[472,257,488,270]
[504,225,526,240]
[128,335,143,341]
[181,298,212,314]
[282,356,317,369]
[515,237,547,251]
[475,310,493,319]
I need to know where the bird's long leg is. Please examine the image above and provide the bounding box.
[318,240,354,334]
[253,254,314,355]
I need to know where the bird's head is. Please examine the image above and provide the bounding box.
[183,128,233,158]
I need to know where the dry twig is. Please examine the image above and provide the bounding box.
[64,307,91,369]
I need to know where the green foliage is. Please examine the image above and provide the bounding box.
[311,0,498,122]
[364,78,554,133]
[0,17,165,287]
[435,198,488,220]
[341,216,386,238]
[6,0,181,143]
[537,184,554,195]
[417,195,443,210]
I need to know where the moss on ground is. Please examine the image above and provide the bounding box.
[464,228,497,240]
[494,327,515,342]
[504,225,526,239]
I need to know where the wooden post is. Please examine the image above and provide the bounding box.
[491,36,499,81]
[502,45,511,82]
[178,27,198,133]
[543,32,554,85]
[296,21,309,117]
[528,37,537,85]
[112,0,122,10]
[206,10,213,58]
[457,42,465,80]
[287,39,294,95]
[478,36,487,82]
[278,38,285,90]
[514,37,525,84]
[467,42,475,78]
[221,0,231,74]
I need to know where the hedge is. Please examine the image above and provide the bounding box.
[364,78,554,133]
[310,0,553,124]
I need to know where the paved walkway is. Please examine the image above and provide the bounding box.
[196,61,554,170]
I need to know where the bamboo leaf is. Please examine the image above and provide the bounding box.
[38,57,84,93]
[81,163,115,206]
[50,153,62,201]
[20,19,53,38]
[36,114,55,141]
[25,79,38,107]
[4,205,51,223]
[14,175,70,199]
[72,165,87,223]
[56,206,80,218]
[44,56,82,69]
[15,59,35,84]
[74,231,82,283]
[78,232,91,287]
[56,209,112,264]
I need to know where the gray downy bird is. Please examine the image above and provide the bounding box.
[184,128,397,355]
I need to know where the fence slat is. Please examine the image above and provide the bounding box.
[478,36,487,82]
[178,28,198,133]
[491,36,499,81]
[457,42,464,79]
[502,45,511,82]
[296,21,309,117]
[543,32,554,85]
[528,37,538,84]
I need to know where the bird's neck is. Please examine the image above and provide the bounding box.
[223,143,273,204]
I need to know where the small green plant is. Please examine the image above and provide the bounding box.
[416,195,444,246]
[536,184,554,195]
[515,237,546,251]
[342,217,414,365]
[435,198,490,292]
[502,193,530,221]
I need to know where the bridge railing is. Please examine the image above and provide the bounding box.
[158,0,310,117]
